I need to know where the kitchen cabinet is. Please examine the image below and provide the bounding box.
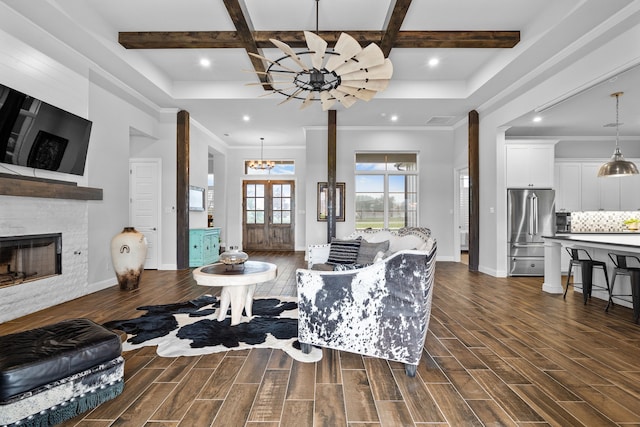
[506,144,555,188]
[554,163,581,212]
[620,172,640,211]
[189,227,220,267]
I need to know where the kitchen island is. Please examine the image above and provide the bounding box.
[543,233,640,310]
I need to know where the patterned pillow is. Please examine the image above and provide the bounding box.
[356,240,390,265]
[326,237,362,265]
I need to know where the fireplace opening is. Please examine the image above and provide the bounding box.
[0,233,62,287]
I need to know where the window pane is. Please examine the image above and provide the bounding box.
[246,185,255,197]
[282,198,291,210]
[273,211,281,224]
[273,198,282,210]
[256,198,264,210]
[282,184,291,197]
[355,153,417,171]
[282,211,291,224]
[246,198,255,210]
[256,185,264,197]
[256,211,265,224]
[246,211,255,223]
[273,185,281,197]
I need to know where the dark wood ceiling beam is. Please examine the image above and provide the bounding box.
[222,0,273,90]
[119,30,520,50]
[394,31,520,48]
[380,0,413,57]
[119,31,243,49]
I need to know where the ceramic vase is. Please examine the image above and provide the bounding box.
[111,227,148,290]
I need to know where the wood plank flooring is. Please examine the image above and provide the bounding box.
[2,251,640,426]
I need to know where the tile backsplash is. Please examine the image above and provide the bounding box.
[570,211,640,232]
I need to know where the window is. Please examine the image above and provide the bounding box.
[245,160,295,175]
[355,153,418,229]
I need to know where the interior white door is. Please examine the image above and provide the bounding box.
[130,159,161,269]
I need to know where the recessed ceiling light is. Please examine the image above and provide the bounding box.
[533,116,542,123]
[428,58,439,67]
[200,58,211,67]
[243,115,250,122]
[390,115,398,122]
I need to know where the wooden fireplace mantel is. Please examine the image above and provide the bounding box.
[0,173,103,200]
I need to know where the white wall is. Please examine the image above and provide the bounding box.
[304,127,456,260]
[477,21,640,277]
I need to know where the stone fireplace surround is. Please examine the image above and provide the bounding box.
[0,195,90,322]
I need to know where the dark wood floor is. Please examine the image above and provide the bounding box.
[2,251,640,426]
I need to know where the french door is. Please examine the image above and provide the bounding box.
[242,180,294,251]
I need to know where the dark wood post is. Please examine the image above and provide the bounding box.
[177,110,190,269]
[327,110,337,242]
[468,110,479,272]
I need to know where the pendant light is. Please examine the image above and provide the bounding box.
[248,137,275,171]
[597,92,639,177]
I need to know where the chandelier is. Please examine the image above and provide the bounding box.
[597,92,639,177]
[247,0,393,111]
[248,137,275,171]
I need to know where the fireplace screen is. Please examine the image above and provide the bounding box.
[0,233,62,287]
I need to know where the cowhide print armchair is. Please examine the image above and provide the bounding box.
[296,240,436,377]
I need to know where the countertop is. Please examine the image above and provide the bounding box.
[544,233,640,249]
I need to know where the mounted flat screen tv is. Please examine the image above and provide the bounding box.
[0,82,92,176]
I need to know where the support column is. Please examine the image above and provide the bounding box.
[543,239,563,294]
[177,110,190,269]
[327,110,337,242]
[468,110,479,272]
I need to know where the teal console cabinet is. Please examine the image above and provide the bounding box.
[189,227,220,267]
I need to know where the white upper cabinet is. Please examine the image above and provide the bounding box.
[506,143,555,188]
[554,163,581,212]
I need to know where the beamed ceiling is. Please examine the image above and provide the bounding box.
[119,0,520,93]
[1,0,638,147]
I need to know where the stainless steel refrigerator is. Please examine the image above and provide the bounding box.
[507,188,555,276]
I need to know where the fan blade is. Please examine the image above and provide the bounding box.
[277,88,305,105]
[340,59,393,81]
[248,52,298,73]
[325,32,362,72]
[332,43,385,76]
[335,85,377,101]
[304,31,328,70]
[341,79,390,92]
[270,38,309,71]
[320,91,337,111]
[301,91,315,109]
[242,69,292,75]
[329,89,358,108]
[257,86,297,97]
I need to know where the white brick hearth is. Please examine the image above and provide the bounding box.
[0,195,89,322]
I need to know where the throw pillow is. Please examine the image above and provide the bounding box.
[326,237,362,265]
[356,240,390,265]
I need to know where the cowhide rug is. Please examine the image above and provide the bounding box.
[103,295,322,363]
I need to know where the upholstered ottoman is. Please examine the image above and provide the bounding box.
[0,318,124,427]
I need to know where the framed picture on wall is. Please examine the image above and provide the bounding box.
[317,182,345,222]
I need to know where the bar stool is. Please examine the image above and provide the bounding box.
[606,253,640,323]
[564,248,610,305]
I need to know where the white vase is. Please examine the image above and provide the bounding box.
[111,227,148,290]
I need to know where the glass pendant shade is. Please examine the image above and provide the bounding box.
[598,92,638,178]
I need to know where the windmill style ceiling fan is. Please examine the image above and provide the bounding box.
[247,29,393,110]
[118,0,520,110]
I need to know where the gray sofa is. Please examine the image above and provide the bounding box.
[296,227,436,376]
